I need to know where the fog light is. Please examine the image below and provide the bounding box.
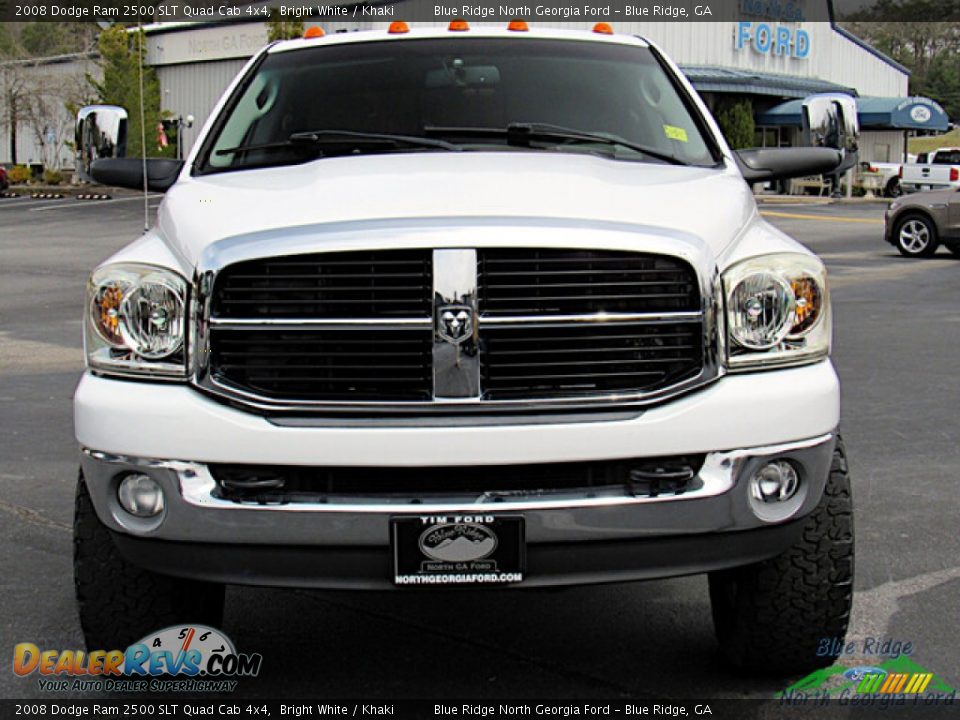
[750,461,799,503]
[117,474,164,517]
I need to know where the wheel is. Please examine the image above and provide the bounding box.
[894,214,938,257]
[74,472,225,650]
[885,178,902,198]
[709,436,853,675]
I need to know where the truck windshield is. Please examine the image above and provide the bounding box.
[198,37,718,173]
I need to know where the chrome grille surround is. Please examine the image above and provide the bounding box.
[191,219,724,414]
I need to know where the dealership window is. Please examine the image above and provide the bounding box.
[753,126,782,148]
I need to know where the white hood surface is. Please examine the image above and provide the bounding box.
[158,152,758,267]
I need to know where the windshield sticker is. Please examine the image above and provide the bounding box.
[664,125,689,142]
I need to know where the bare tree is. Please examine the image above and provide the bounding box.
[0,63,29,164]
[20,69,95,170]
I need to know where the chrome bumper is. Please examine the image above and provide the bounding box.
[80,433,835,547]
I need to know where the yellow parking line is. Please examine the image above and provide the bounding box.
[760,210,884,225]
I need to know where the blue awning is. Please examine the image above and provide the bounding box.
[680,66,856,99]
[755,96,949,131]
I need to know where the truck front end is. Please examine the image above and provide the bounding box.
[74,27,852,675]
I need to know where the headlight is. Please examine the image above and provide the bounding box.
[723,254,830,370]
[85,264,188,378]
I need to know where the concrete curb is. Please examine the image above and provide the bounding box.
[756,195,892,206]
[6,184,135,199]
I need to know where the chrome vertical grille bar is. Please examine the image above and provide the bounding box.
[432,249,480,399]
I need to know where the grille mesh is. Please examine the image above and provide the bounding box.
[210,329,432,401]
[210,455,706,501]
[212,250,432,319]
[478,249,699,316]
[480,322,703,399]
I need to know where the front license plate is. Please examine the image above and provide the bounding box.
[392,515,525,586]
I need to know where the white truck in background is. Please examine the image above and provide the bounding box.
[860,157,916,198]
[899,147,960,193]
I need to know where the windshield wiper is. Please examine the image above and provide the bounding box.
[216,130,460,156]
[424,123,688,166]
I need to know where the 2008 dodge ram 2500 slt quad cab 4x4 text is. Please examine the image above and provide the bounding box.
[74,26,851,674]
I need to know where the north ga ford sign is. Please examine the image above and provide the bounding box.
[735,22,811,59]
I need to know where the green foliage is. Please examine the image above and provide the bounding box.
[715,99,756,150]
[8,165,31,184]
[0,24,20,59]
[840,4,960,119]
[923,52,960,122]
[89,26,172,159]
[267,13,305,42]
[908,127,960,154]
[0,22,97,59]
[21,23,58,57]
[43,169,64,185]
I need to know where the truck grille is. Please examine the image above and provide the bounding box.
[204,248,706,410]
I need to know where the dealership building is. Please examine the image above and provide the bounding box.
[0,0,950,172]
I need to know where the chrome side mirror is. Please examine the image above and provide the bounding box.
[75,105,128,182]
[802,94,860,175]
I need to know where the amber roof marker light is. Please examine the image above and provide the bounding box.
[303,26,325,39]
[388,21,410,34]
[448,19,470,31]
[507,19,530,31]
[593,23,614,35]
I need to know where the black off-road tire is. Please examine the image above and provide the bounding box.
[884,178,902,198]
[708,437,853,675]
[74,473,225,650]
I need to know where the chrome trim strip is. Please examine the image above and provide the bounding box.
[210,312,703,329]
[432,249,480,399]
[208,317,432,330]
[82,434,833,514]
[479,311,704,327]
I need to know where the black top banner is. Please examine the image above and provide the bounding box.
[0,0,887,24]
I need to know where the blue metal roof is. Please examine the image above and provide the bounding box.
[680,66,857,99]
[755,96,949,131]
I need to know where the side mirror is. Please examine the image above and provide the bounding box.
[75,105,128,182]
[735,147,843,184]
[802,93,860,175]
[90,158,184,193]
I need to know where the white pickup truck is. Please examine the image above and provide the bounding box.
[75,24,849,674]
[899,147,960,193]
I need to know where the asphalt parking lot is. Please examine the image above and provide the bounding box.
[1,195,958,705]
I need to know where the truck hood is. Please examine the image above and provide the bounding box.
[158,152,756,267]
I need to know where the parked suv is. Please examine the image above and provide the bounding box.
[75,25,850,674]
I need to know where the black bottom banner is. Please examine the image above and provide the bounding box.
[1,699,958,720]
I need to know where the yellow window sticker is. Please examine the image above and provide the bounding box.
[664,125,688,142]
